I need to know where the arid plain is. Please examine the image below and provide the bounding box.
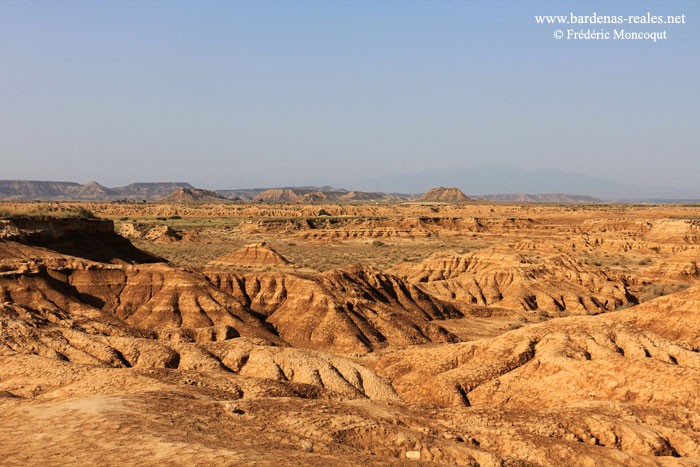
[2,195,700,465]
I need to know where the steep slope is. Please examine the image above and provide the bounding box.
[72,181,113,200]
[390,245,634,314]
[1,217,162,263]
[160,188,228,203]
[253,189,303,203]
[206,265,462,353]
[0,262,283,343]
[0,217,281,343]
[418,187,470,202]
[207,242,291,268]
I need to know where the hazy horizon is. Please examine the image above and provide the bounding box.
[4,163,700,200]
[1,1,698,195]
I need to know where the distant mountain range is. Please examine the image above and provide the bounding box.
[0,180,195,201]
[0,181,408,203]
[1,179,698,204]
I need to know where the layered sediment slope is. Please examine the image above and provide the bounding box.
[390,245,635,314]
[206,242,291,268]
[636,249,700,284]
[1,217,460,353]
[206,265,462,353]
[418,187,471,202]
[239,216,536,240]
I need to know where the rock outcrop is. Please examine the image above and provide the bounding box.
[253,189,303,203]
[206,265,462,353]
[206,242,290,268]
[1,217,161,263]
[143,224,182,242]
[390,245,635,314]
[637,249,700,283]
[418,187,470,202]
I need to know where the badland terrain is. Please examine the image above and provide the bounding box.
[1,195,700,465]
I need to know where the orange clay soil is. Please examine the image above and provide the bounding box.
[2,202,700,465]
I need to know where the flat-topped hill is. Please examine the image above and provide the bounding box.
[418,187,470,202]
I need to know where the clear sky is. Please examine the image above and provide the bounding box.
[1,1,698,193]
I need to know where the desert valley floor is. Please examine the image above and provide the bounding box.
[2,199,700,465]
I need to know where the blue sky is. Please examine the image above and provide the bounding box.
[1,1,698,194]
